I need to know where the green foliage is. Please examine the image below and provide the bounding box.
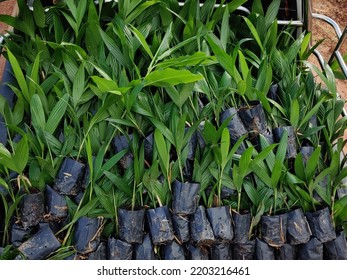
[0,0,347,254]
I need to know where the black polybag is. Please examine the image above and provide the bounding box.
[206,206,234,242]
[107,237,133,260]
[287,208,311,245]
[17,223,61,260]
[306,207,336,243]
[73,216,103,254]
[20,192,45,228]
[146,206,174,245]
[172,214,190,243]
[134,233,156,260]
[261,213,287,247]
[190,206,215,246]
[163,241,186,260]
[118,208,145,244]
[324,231,347,260]
[54,158,85,196]
[297,237,323,260]
[172,180,200,215]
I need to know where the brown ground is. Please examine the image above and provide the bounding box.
[311,0,347,100]
[0,0,346,92]
[0,0,16,79]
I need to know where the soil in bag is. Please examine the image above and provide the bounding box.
[183,130,198,181]
[324,231,347,260]
[297,237,323,260]
[232,212,251,244]
[54,158,85,196]
[232,239,256,260]
[220,108,248,154]
[220,107,248,139]
[206,206,234,242]
[11,223,36,247]
[261,213,287,247]
[190,206,215,246]
[146,205,174,245]
[267,84,279,101]
[88,241,107,260]
[134,233,156,260]
[187,244,210,260]
[47,217,69,238]
[144,132,154,163]
[172,180,200,215]
[255,238,275,260]
[306,207,336,243]
[162,241,186,260]
[118,208,145,244]
[20,192,45,229]
[211,242,232,260]
[45,185,68,221]
[73,216,104,254]
[273,126,297,159]
[113,134,133,170]
[287,208,311,245]
[275,243,297,260]
[238,101,268,134]
[172,214,190,244]
[108,237,133,260]
[17,223,61,260]
[300,146,314,166]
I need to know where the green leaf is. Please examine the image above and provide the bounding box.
[69,197,99,225]
[305,146,322,180]
[252,162,271,187]
[220,5,230,50]
[144,68,203,87]
[202,121,219,144]
[30,94,46,131]
[13,135,29,175]
[94,185,115,215]
[28,52,41,100]
[99,27,128,67]
[104,171,133,198]
[238,50,249,80]
[33,0,46,28]
[243,17,264,53]
[125,0,160,24]
[239,147,254,178]
[220,128,230,168]
[6,48,29,103]
[286,171,305,185]
[165,83,194,108]
[0,15,34,39]
[149,118,174,145]
[155,52,216,69]
[154,128,170,175]
[91,76,127,95]
[99,150,128,179]
[130,24,153,59]
[271,160,283,188]
[264,0,281,29]
[244,180,258,205]
[72,64,85,108]
[76,0,87,29]
[45,94,69,134]
[276,128,288,164]
[206,34,242,83]
[294,153,306,181]
[290,99,300,128]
